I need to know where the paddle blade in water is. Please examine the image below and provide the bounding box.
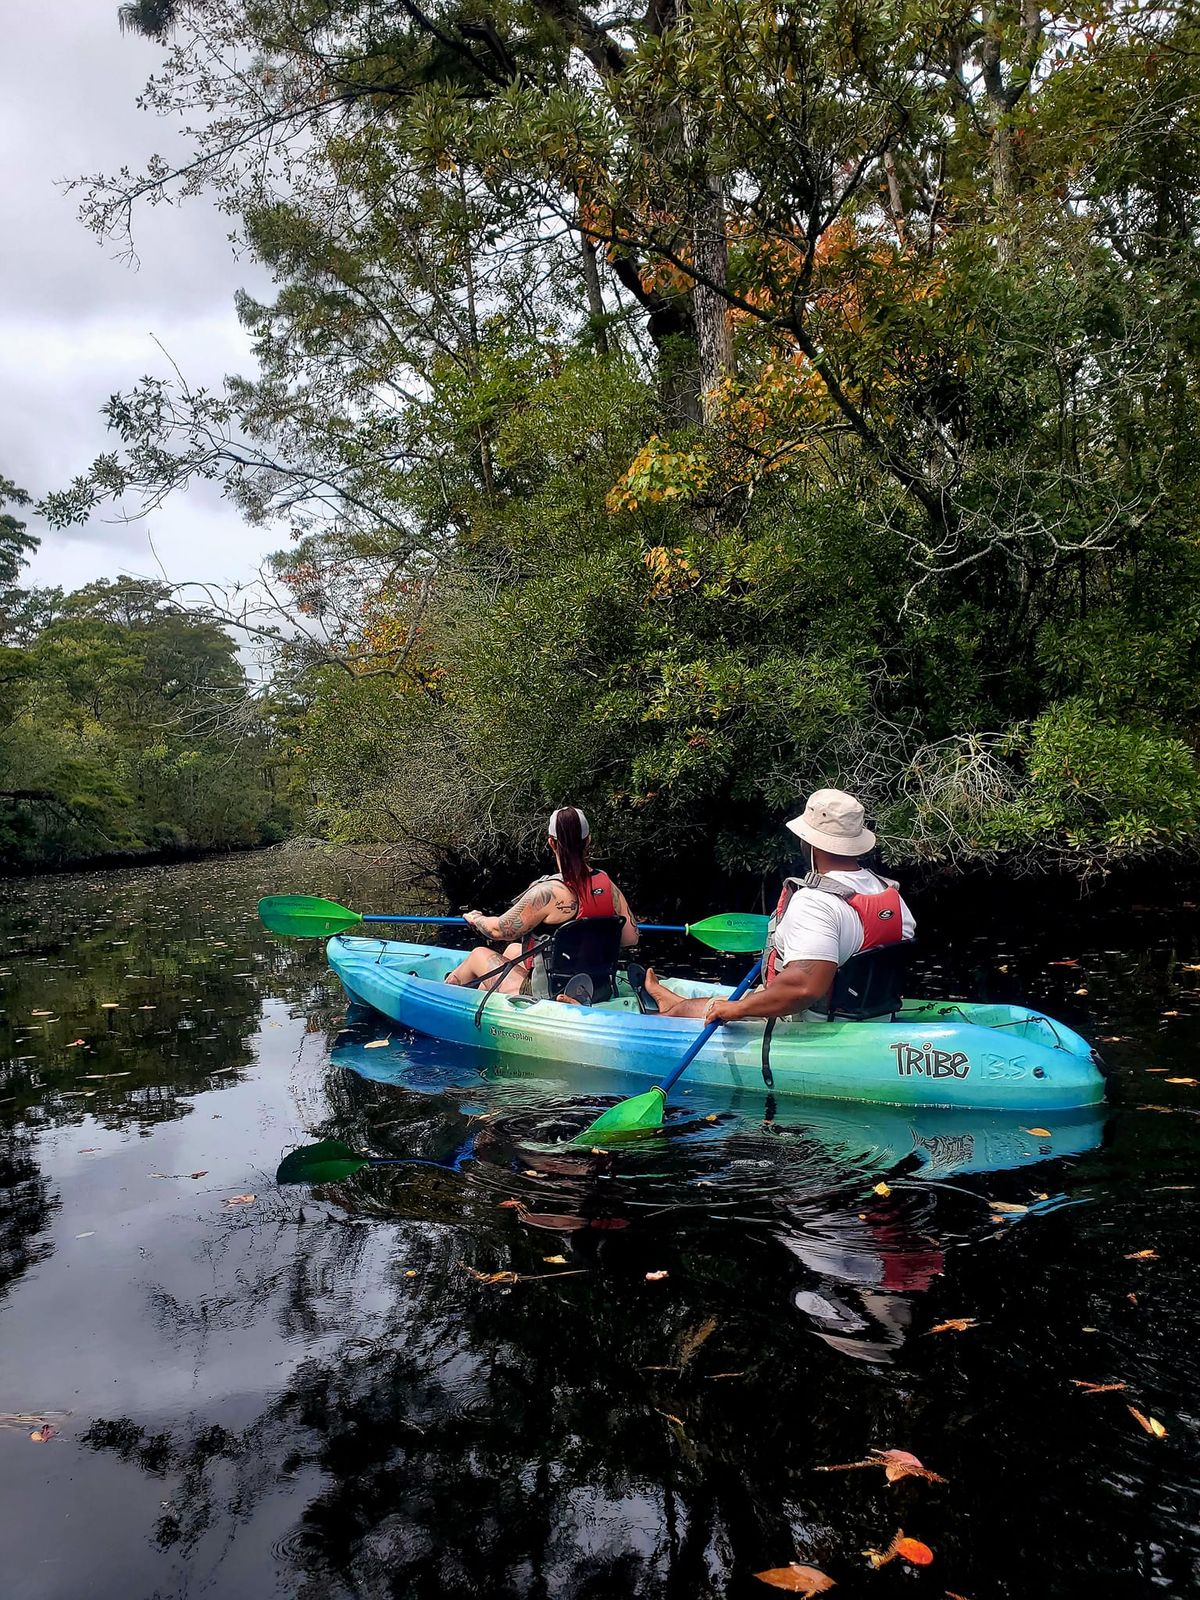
[276,1140,369,1184]
[686,912,770,953]
[573,1087,667,1145]
[258,895,363,938]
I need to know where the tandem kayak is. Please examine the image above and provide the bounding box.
[326,936,1107,1111]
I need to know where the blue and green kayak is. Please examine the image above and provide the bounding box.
[326,936,1106,1112]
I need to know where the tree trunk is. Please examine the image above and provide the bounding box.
[580,234,610,355]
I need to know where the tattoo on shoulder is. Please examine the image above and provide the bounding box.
[495,883,558,940]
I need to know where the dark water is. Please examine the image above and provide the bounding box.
[0,853,1198,1600]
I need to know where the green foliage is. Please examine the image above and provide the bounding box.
[43,0,1200,880]
[0,564,291,870]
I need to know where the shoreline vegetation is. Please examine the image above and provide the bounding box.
[9,4,1200,882]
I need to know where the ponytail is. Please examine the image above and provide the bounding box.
[551,806,591,908]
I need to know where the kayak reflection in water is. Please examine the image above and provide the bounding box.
[445,807,639,1000]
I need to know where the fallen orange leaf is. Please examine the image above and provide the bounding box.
[929,1318,977,1334]
[753,1564,835,1595]
[1022,1128,1052,1138]
[1164,1078,1198,1086]
[645,1270,669,1282]
[875,1448,947,1484]
[461,1266,520,1285]
[989,1200,1029,1215]
[496,1198,525,1210]
[1071,1380,1127,1394]
[223,1194,256,1206]
[28,1425,57,1443]
[543,1254,567,1265]
[873,1182,892,1197]
[1128,1407,1167,1438]
[894,1536,934,1566]
[864,1529,933,1569]
[1125,1249,1158,1260]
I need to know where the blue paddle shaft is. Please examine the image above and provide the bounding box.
[361,914,468,925]
[659,959,763,1095]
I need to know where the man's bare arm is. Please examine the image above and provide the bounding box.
[714,959,836,1022]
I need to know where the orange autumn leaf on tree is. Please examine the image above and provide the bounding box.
[753,1563,835,1595]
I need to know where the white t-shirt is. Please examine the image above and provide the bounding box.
[774,869,916,970]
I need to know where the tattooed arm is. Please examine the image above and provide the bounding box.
[463,881,569,943]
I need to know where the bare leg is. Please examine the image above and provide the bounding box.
[644,968,712,1020]
[445,944,527,995]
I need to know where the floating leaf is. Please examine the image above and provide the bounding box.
[223,1194,256,1207]
[989,1200,1029,1215]
[753,1563,835,1595]
[543,1254,567,1265]
[28,1425,58,1443]
[1164,1078,1198,1086]
[873,1182,892,1197]
[645,1270,669,1282]
[519,1213,587,1232]
[363,1038,390,1049]
[1128,1407,1167,1438]
[894,1536,934,1566]
[461,1265,520,1285]
[1071,1380,1127,1394]
[678,1315,718,1370]
[1022,1128,1052,1138]
[496,1198,526,1210]
[875,1449,946,1485]
[928,1318,977,1334]
[1125,1249,1158,1260]
[404,1270,418,1278]
[188,1172,208,1180]
[66,1039,85,1048]
[1073,986,1089,996]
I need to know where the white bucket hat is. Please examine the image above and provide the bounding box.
[548,806,590,841]
[785,788,876,856]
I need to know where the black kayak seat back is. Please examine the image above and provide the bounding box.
[543,916,625,1003]
[814,941,910,1021]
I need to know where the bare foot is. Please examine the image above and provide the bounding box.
[643,967,683,1016]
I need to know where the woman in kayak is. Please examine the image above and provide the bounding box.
[444,806,639,996]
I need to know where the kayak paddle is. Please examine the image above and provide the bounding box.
[276,1137,473,1184]
[258,895,768,952]
[573,958,764,1144]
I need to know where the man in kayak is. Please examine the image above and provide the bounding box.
[445,806,640,997]
[643,788,915,1023]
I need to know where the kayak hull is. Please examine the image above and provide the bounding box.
[326,936,1106,1111]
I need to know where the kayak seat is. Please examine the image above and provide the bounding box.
[543,916,625,1004]
[817,942,910,1022]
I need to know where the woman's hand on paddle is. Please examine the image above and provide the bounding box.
[464,909,495,938]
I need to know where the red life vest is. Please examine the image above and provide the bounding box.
[522,871,618,971]
[764,872,905,984]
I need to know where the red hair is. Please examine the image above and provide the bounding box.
[551,806,591,908]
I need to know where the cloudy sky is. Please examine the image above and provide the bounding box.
[2,0,277,599]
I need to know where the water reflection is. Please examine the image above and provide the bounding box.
[0,854,1197,1600]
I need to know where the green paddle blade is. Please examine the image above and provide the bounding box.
[572,1086,666,1146]
[258,895,363,938]
[276,1139,370,1184]
[685,912,770,953]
